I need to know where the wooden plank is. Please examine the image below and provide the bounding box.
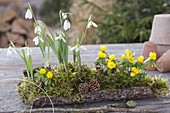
[0,43,170,112]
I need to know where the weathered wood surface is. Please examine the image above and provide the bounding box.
[0,43,170,112]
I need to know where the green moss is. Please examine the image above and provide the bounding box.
[18,62,169,104]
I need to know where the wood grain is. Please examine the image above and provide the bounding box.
[0,43,170,112]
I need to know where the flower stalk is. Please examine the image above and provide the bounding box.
[27,4,51,68]
[9,41,33,79]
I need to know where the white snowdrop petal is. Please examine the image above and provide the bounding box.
[92,21,98,27]
[33,36,39,45]
[25,9,32,19]
[63,20,71,31]
[75,47,80,53]
[7,46,14,56]
[80,46,87,50]
[63,21,67,31]
[70,46,77,51]
[87,21,92,29]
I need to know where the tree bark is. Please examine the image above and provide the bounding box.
[32,86,154,107]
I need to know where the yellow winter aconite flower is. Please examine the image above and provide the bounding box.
[149,52,156,60]
[128,57,135,64]
[47,71,53,79]
[130,72,136,77]
[98,52,106,58]
[121,54,126,60]
[40,68,46,75]
[100,46,107,51]
[109,54,116,60]
[131,67,141,76]
[107,61,116,69]
[138,56,144,63]
[125,49,132,57]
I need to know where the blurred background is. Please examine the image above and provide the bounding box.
[0,0,170,48]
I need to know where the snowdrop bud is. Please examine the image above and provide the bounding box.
[63,20,71,31]
[25,8,32,19]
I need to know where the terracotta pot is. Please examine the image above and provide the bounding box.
[157,44,170,57]
[157,50,170,72]
[149,14,170,56]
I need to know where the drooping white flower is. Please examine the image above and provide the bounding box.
[70,44,87,52]
[87,20,98,29]
[34,26,41,35]
[63,20,71,31]
[55,34,66,43]
[86,15,98,29]
[33,36,44,45]
[25,8,32,19]
[7,46,16,56]
[0,49,2,53]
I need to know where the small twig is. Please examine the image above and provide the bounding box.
[20,106,159,113]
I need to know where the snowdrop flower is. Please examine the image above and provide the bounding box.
[7,46,16,56]
[33,36,44,45]
[55,34,66,43]
[0,49,2,53]
[70,44,87,52]
[86,15,98,29]
[63,20,71,31]
[25,8,32,19]
[34,26,41,35]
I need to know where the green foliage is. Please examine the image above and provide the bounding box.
[18,62,169,104]
[40,0,73,25]
[18,63,97,103]
[10,41,33,79]
[82,0,170,43]
[18,48,169,104]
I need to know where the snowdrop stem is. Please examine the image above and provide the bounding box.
[48,44,50,66]
[77,51,81,67]
[9,41,22,58]
[59,10,63,28]
[28,2,38,26]
[80,27,88,45]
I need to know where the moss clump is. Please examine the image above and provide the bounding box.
[18,62,169,104]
